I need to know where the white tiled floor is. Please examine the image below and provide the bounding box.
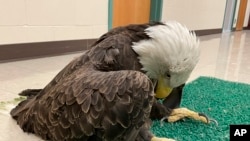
[191,30,250,84]
[1,30,250,102]
[0,30,250,140]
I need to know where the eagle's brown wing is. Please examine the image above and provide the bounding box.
[11,66,154,141]
[11,23,158,141]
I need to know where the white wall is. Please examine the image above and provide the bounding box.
[0,0,108,45]
[162,0,227,30]
[1,0,249,45]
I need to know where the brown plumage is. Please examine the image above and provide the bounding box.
[10,22,165,141]
[11,21,205,141]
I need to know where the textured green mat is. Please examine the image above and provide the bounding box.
[151,76,250,141]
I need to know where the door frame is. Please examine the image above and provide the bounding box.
[222,0,238,32]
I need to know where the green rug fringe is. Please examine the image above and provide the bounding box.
[151,76,250,141]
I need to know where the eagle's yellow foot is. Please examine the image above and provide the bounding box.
[162,108,217,125]
[151,136,176,141]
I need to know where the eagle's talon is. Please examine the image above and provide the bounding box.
[198,113,209,123]
[160,116,168,126]
[208,118,219,126]
[198,113,218,125]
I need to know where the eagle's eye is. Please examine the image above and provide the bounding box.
[165,72,171,78]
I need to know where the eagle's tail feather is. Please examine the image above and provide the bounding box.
[10,89,41,118]
[10,93,37,133]
[18,89,42,97]
[10,98,29,119]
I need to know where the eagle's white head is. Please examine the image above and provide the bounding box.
[132,21,200,98]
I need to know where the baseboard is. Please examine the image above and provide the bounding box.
[231,26,250,31]
[194,28,222,36]
[0,39,97,63]
[243,27,250,30]
[0,28,223,62]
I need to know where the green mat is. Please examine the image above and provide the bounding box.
[151,76,250,141]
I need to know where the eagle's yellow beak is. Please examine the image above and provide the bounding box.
[155,76,173,99]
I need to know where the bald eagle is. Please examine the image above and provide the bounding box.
[10,21,211,141]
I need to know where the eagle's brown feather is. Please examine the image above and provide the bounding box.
[10,21,205,141]
[10,22,169,141]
